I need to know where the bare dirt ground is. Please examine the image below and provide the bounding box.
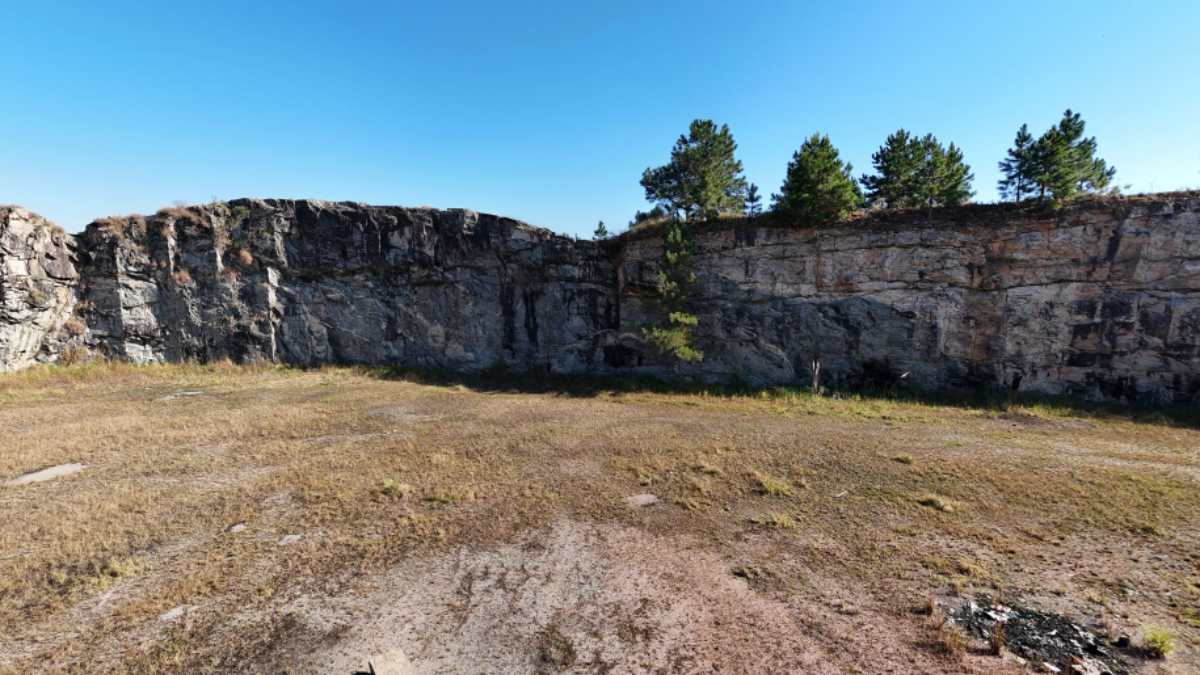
[1,363,1197,673]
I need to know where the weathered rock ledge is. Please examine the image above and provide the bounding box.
[2,194,1198,403]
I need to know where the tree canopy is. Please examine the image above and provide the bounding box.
[745,183,762,216]
[999,111,1115,202]
[859,130,974,208]
[1031,110,1116,200]
[997,124,1037,201]
[771,133,862,226]
[641,119,748,221]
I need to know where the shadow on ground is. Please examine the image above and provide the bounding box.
[362,364,1200,430]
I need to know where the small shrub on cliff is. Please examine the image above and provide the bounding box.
[64,317,86,337]
[155,206,203,227]
[229,204,251,226]
[57,345,90,366]
[173,269,194,286]
[235,248,254,267]
[1141,625,1174,659]
[629,206,670,231]
[771,133,862,226]
[26,284,52,307]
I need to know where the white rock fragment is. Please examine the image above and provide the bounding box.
[625,493,659,508]
[158,390,203,401]
[279,534,302,545]
[228,523,247,533]
[5,463,85,486]
[159,605,189,622]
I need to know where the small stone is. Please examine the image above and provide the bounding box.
[278,534,302,545]
[1113,634,1130,648]
[159,605,188,622]
[624,493,659,508]
[228,523,247,533]
[5,463,85,486]
[158,390,203,401]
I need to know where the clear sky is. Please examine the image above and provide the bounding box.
[3,1,1198,235]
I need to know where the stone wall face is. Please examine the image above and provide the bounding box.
[0,207,80,370]
[1,195,1198,404]
[70,200,617,375]
[618,196,1200,402]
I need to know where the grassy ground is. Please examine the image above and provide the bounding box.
[1,363,1197,673]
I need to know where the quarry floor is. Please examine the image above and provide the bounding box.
[0,364,1198,674]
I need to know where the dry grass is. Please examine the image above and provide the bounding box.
[749,512,797,529]
[1142,625,1175,658]
[751,471,794,496]
[1,362,1198,671]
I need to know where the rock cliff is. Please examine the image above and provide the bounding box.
[620,196,1200,402]
[0,207,80,370]
[1,194,1198,404]
[72,200,615,373]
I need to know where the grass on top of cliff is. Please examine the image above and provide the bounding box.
[617,189,1200,241]
[1,362,1199,673]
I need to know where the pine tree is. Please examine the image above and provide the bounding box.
[860,130,973,208]
[998,124,1036,202]
[859,129,920,208]
[593,220,609,240]
[746,183,762,216]
[937,142,975,207]
[642,218,703,363]
[1028,110,1116,201]
[641,119,749,221]
[771,133,862,226]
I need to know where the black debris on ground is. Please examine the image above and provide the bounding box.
[949,596,1131,675]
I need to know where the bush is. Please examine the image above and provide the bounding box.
[1142,625,1174,658]
[57,345,90,367]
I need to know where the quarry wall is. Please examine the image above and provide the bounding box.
[2,194,1198,403]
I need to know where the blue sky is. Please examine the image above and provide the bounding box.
[3,1,1198,236]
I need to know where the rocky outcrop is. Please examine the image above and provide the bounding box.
[619,196,1200,402]
[75,200,615,374]
[2,194,1198,404]
[0,207,81,370]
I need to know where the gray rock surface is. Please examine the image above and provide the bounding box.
[73,200,616,374]
[2,195,1198,404]
[0,206,81,370]
[619,195,1200,402]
